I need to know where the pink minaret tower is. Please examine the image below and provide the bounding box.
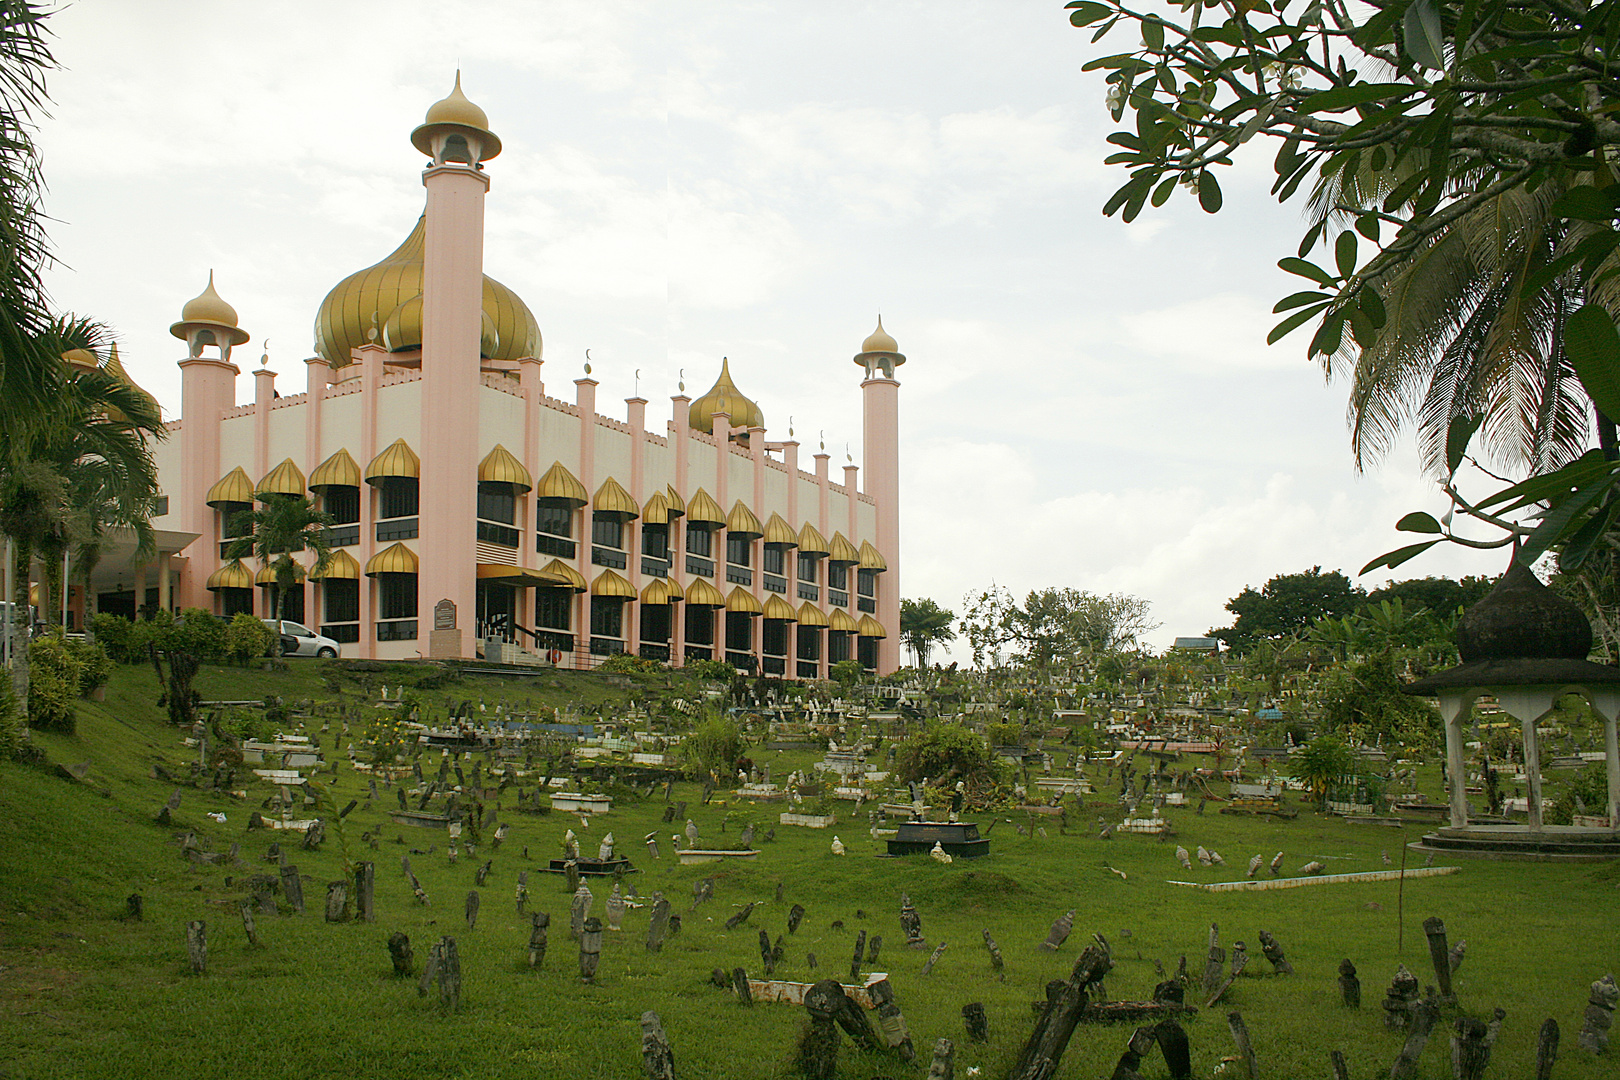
[412,74,501,657]
[855,318,903,673]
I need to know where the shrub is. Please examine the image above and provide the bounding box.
[1291,735,1357,807]
[599,653,661,675]
[28,632,84,733]
[89,612,133,661]
[893,722,994,784]
[65,636,112,695]
[1548,762,1610,825]
[164,608,226,661]
[224,613,274,665]
[687,659,733,682]
[681,715,744,777]
[830,659,864,687]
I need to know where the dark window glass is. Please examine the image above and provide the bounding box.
[640,603,671,642]
[153,495,169,517]
[536,503,573,538]
[379,478,419,519]
[535,588,571,630]
[324,578,359,622]
[592,515,623,549]
[378,574,417,620]
[642,524,668,559]
[686,524,712,557]
[829,631,851,663]
[685,604,714,645]
[798,553,818,582]
[220,589,253,618]
[763,620,787,655]
[221,503,253,539]
[324,486,360,525]
[857,568,876,597]
[726,534,751,567]
[591,597,624,638]
[725,611,752,650]
[828,563,848,591]
[763,547,784,575]
[858,634,878,669]
[477,483,516,525]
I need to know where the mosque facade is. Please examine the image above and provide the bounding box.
[135,77,903,676]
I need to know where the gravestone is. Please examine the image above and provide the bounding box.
[185,921,206,975]
[962,1002,988,1043]
[239,900,259,946]
[1579,974,1618,1053]
[579,917,603,983]
[923,941,948,976]
[1338,959,1360,1008]
[982,929,1004,976]
[279,864,305,914]
[465,890,480,930]
[1042,910,1074,952]
[900,894,924,948]
[1257,930,1293,975]
[388,932,414,976]
[641,1011,675,1080]
[429,599,460,659]
[1384,965,1421,1030]
[647,895,671,952]
[606,884,626,931]
[325,880,348,922]
[516,871,529,915]
[527,911,550,969]
[788,903,806,934]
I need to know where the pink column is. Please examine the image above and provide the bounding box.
[518,355,543,637]
[861,376,901,673]
[356,343,386,658]
[670,396,690,667]
[713,411,730,665]
[418,162,489,659]
[250,366,276,616]
[574,378,598,663]
[626,396,646,660]
[303,356,328,483]
[814,452,830,680]
[176,356,238,611]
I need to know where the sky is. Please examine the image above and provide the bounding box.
[33,0,1505,659]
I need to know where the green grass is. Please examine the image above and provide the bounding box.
[2,661,1618,1078]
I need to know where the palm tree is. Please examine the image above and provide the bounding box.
[1315,175,1596,480]
[0,3,68,432]
[1,322,164,702]
[224,495,334,656]
[900,597,956,667]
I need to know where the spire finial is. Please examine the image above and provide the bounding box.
[584,348,592,376]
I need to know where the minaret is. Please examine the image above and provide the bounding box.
[171,272,248,611]
[412,73,500,658]
[855,318,902,673]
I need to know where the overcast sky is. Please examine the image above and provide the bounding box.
[35,0,1504,657]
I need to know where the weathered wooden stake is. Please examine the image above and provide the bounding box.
[640,1011,675,1080]
[279,864,304,914]
[125,894,142,921]
[1154,1018,1191,1080]
[1007,944,1110,1080]
[1109,1025,1157,1080]
[983,928,1005,977]
[1257,929,1294,975]
[579,916,602,983]
[1329,1048,1350,1080]
[1338,959,1361,1008]
[437,936,462,1011]
[1578,974,1618,1053]
[185,920,207,975]
[1042,909,1074,952]
[1389,998,1439,1080]
[465,890,480,930]
[1384,965,1421,1030]
[788,902,805,934]
[731,967,753,1006]
[1422,916,1454,999]
[240,900,259,946]
[647,895,670,952]
[926,1037,954,1080]
[1226,1011,1257,1080]
[923,941,948,975]
[388,931,413,976]
[1535,1017,1559,1080]
[850,929,867,982]
[962,1002,988,1043]
[325,880,348,922]
[798,980,840,1080]
[869,977,914,1061]
[1452,1011,1501,1080]
[353,861,374,923]
[527,911,550,969]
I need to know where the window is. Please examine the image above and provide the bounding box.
[324,578,359,623]
[592,515,624,550]
[153,495,169,517]
[378,575,417,620]
[763,547,785,576]
[686,524,712,557]
[536,504,573,538]
[219,588,253,618]
[798,553,819,583]
[858,635,878,670]
[685,605,714,646]
[535,588,571,631]
[642,525,668,559]
[324,487,360,525]
[763,620,787,656]
[726,534,751,567]
[477,483,516,525]
[640,604,671,642]
[378,478,419,519]
[828,563,848,592]
[591,597,624,639]
[725,612,752,651]
[220,503,252,539]
[857,569,876,598]
[828,630,851,663]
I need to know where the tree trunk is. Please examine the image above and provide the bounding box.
[9,539,32,707]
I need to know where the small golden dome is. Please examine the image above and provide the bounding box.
[797,522,830,557]
[593,477,639,519]
[206,466,255,508]
[725,500,763,540]
[591,569,636,599]
[365,542,419,576]
[256,560,307,586]
[309,449,362,490]
[857,614,887,638]
[857,540,887,572]
[256,458,307,500]
[763,512,798,548]
[171,271,250,347]
[762,593,797,621]
[640,577,684,605]
[536,461,588,506]
[310,549,361,580]
[685,487,725,526]
[688,358,764,434]
[796,601,829,627]
[478,444,533,493]
[861,316,898,355]
[685,577,725,607]
[829,608,859,632]
[365,438,420,483]
[315,215,539,367]
[206,559,254,591]
[411,72,501,162]
[725,586,763,615]
[828,531,860,565]
[538,557,587,592]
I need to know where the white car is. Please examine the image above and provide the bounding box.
[261,619,341,658]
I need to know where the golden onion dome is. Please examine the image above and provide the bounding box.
[857,540,887,572]
[309,449,362,491]
[688,358,764,434]
[206,560,254,591]
[365,542,419,576]
[411,72,501,162]
[313,215,540,367]
[725,586,763,615]
[828,531,860,565]
[763,512,798,548]
[762,593,797,621]
[829,608,858,632]
[536,461,588,506]
[310,549,361,580]
[685,487,724,527]
[593,477,639,519]
[854,315,904,373]
[206,466,255,508]
[725,500,763,540]
[797,522,830,557]
[61,347,98,372]
[538,557,587,592]
[861,316,898,355]
[365,438,420,483]
[103,345,160,421]
[171,271,250,347]
[796,601,829,627]
[478,444,533,493]
[591,569,636,599]
[642,490,671,526]
[685,578,724,607]
[256,458,307,500]
[857,614,887,638]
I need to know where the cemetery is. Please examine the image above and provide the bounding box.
[0,619,1615,1080]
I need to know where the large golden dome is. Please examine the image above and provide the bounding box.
[313,214,541,367]
[688,358,764,433]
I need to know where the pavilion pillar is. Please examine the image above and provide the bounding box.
[1442,692,1470,829]
[1605,708,1620,827]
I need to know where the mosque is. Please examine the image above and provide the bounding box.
[103,76,902,676]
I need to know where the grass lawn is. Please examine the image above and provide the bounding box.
[1,660,1617,1079]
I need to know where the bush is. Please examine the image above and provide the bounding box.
[687,659,733,682]
[599,653,662,675]
[163,608,226,661]
[28,632,84,733]
[65,636,112,695]
[1548,762,1610,825]
[830,660,864,687]
[681,715,744,777]
[224,613,274,665]
[893,722,994,784]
